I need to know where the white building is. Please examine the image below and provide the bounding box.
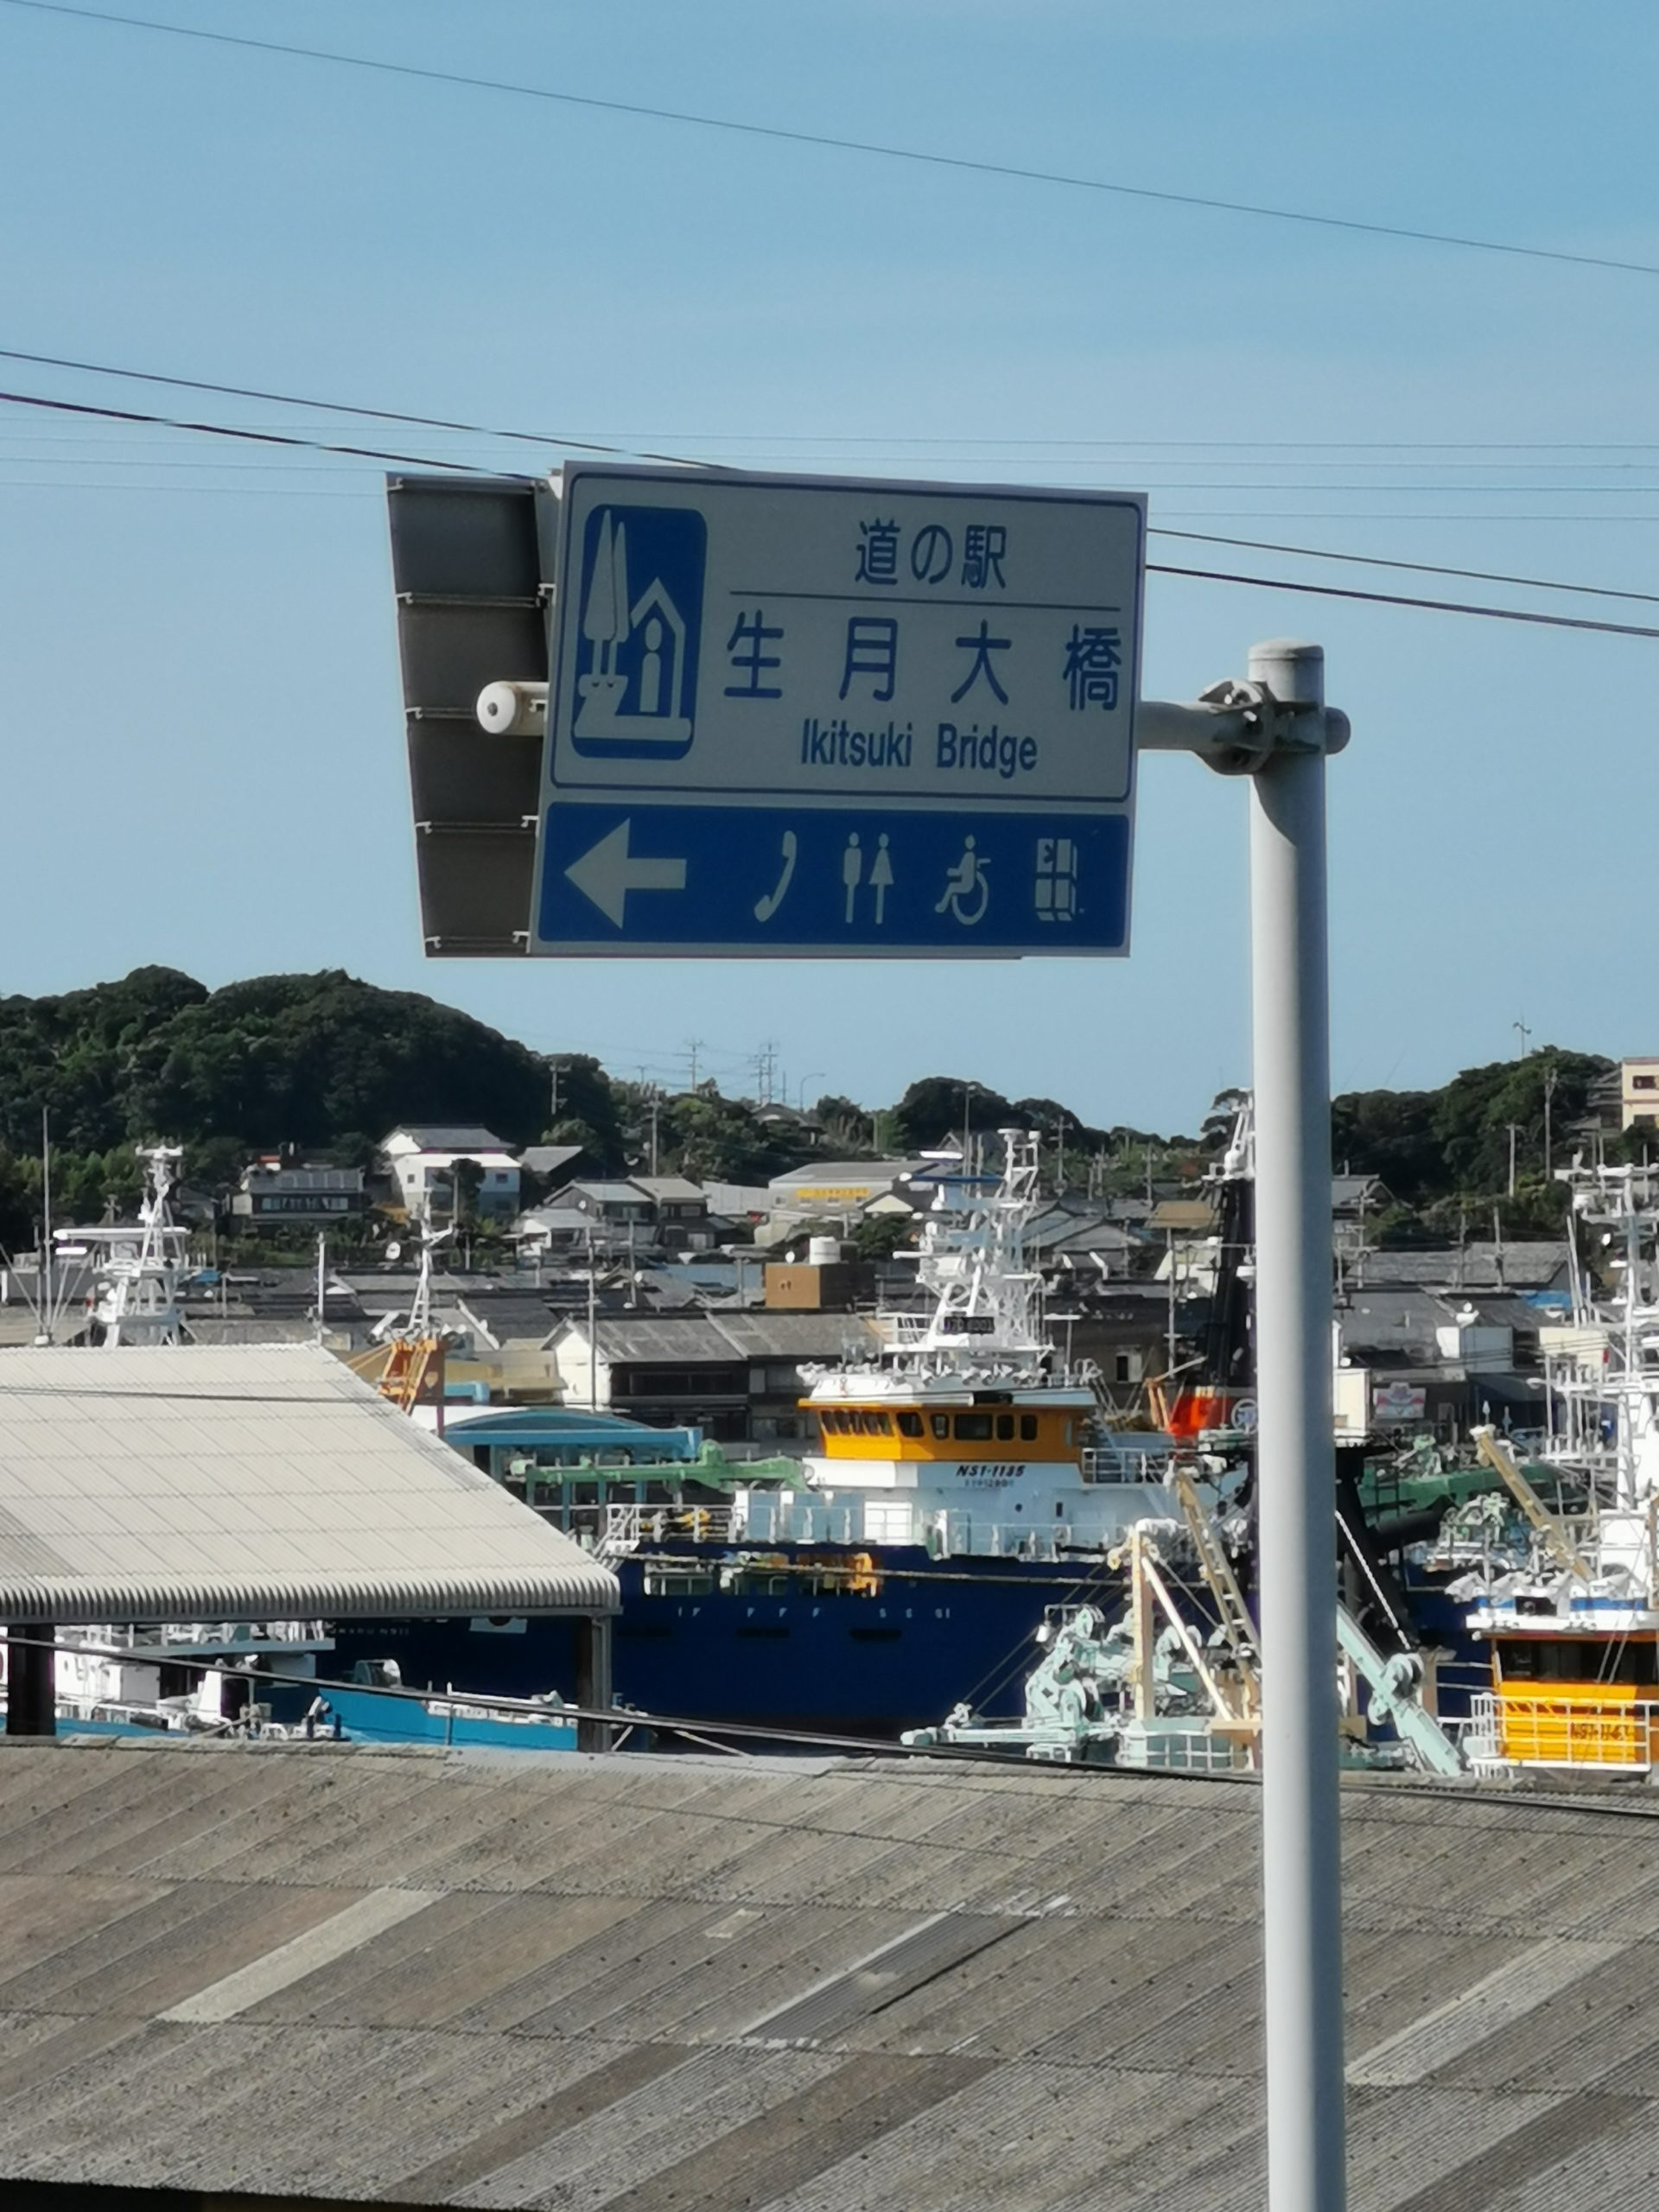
[1621,1057,1659,1131]
[378,1124,521,1221]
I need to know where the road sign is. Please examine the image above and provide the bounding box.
[530,464,1145,957]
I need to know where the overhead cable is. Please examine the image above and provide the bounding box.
[1147,562,1659,639]
[1154,529,1659,609]
[3,385,1658,638]
[5,0,1657,281]
[0,386,524,476]
[0,345,703,466]
[5,349,1659,611]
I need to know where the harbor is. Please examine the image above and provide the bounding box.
[3,4,1652,2198]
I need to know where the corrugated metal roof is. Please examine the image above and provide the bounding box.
[384,1125,509,1152]
[554,1314,882,1363]
[2,1748,1659,2206]
[0,1344,616,1619]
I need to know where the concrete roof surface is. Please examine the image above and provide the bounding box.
[0,1745,1656,2208]
[0,1345,617,1622]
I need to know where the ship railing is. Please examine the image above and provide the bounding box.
[60,1620,328,1654]
[1453,1695,1506,1776]
[596,1502,741,1560]
[931,1516,1079,1562]
[875,1313,931,1345]
[738,1493,865,1545]
[1081,1443,1172,1485]
[1479,1689,1659,1771]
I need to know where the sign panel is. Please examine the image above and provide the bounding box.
[1372,1382,1428,1425]
[531,465,1145,957]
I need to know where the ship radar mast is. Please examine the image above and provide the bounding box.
[60,1142,189,1348]
[906,1128,1046,1375]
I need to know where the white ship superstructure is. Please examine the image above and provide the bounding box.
[1459,1160,1659,1771]
[737,1133,1177,1556]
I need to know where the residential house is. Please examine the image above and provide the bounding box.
[549,1310,883,1442]
[511,1205,607,1261]
[766,1160,925,1219]
[1346,1243,1572,1295]
[629,1176,715,1249]
[551,1180,658,1238]
[1621,1057,1659,1131]
[518,1142,593,1192]
[1333,1286,1548,1438]
[378,1125,521,1222]
[230,1160,366,1230]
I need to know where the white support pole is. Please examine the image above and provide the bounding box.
[1247,639,1346,2212]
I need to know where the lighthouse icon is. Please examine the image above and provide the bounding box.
[571,505,705,758]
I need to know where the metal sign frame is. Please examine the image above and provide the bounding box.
[530,463,1146,960]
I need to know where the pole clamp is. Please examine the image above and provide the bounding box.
[1192,678,1314,776]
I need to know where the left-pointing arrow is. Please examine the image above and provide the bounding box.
[564,818,688,929]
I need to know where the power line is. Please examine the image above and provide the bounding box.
[1147,561,1659,639]
[1154,529,1659,610]
[0,385,525,476]
[0,346,703,466]
[7,353,1659,601]
[6,0,1657,283]
[3,385,1659,638]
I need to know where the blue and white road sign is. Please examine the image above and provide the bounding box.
[542,804,1130,957]
[531,465,1145,957]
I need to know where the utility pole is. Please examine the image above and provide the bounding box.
[1507,1122,1520,1198]
[586,1224,599,1413]
[1165,1227,1177,1378]
[37,1108,53,1347]
[685,1037,703,1090]
[1543,1061,1558,1181]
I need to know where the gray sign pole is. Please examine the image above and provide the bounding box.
[1143,638,1349,2208]
[1249,639,1345,2212]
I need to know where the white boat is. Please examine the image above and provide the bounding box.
[1456,1160,1659,1773]
[733,1132,1179,1560]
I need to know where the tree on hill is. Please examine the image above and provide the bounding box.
[124,971,552,1152]
[1332,1048,1611,1213]
[0,966,209,1153]
[543,1053,626,1173]
[888,1076,1017,1154]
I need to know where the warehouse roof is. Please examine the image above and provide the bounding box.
[552,1312,883,1364]
[0,1344,617,1621]
[0,1744,1655,2209]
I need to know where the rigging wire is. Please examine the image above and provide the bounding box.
[4,0,1656,282]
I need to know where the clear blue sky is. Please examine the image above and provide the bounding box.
[2,1,1655,1131]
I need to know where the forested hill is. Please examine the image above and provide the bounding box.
[0,969,550,1227]
[0,966,1622,1249]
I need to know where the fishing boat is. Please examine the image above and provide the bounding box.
[1448,1160,1659,1774]
[903,1481,1465,1777]
[332,1135,1185,1735]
